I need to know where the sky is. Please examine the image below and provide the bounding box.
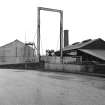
[0,0,105,54]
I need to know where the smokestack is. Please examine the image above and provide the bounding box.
[64,30,69,47]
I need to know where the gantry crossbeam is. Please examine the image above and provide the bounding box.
[37,7,63,63]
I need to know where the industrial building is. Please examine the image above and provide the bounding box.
[45,38,105,73]
[0,39,35,65]
[55,38,105,64]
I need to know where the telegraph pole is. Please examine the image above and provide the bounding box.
[37,7,41,62]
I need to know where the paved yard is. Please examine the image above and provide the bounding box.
[0,69,105,105]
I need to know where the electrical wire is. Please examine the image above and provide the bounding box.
[56,34,60,51]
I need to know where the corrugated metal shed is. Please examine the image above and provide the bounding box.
[55,38,105,62]
[63,38,105,51]
[79,49,105,61]
[0,39,35,65]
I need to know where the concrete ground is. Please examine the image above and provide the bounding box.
[0,69,105,105]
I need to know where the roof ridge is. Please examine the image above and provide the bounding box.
[63,38,103,51]
[0,39,24,48]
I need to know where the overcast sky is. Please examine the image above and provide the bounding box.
[0,0,105,54]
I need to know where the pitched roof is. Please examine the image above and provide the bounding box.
[79,49,105,61]
[0,39,25,48]
[63,38,105,51]
[55,38,105,61]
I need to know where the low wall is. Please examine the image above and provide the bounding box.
[0,56,39,65]
[45,63,94,72]
[0,62,44,69]
[45,63,63,71]
[94,64,105,73]
[44,56,78,64]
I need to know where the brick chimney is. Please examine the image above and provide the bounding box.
[64,30,69,47]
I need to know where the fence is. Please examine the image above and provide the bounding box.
[45,56,82,64]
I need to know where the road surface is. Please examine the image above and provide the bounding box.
[0,69,105,105]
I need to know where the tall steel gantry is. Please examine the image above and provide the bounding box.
[37,7,63,63]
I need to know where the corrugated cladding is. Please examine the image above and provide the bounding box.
[0,39,34,65]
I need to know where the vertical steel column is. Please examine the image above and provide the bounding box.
[37,8,40,62]
[60,10,63,63]
[37,7,63,63]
